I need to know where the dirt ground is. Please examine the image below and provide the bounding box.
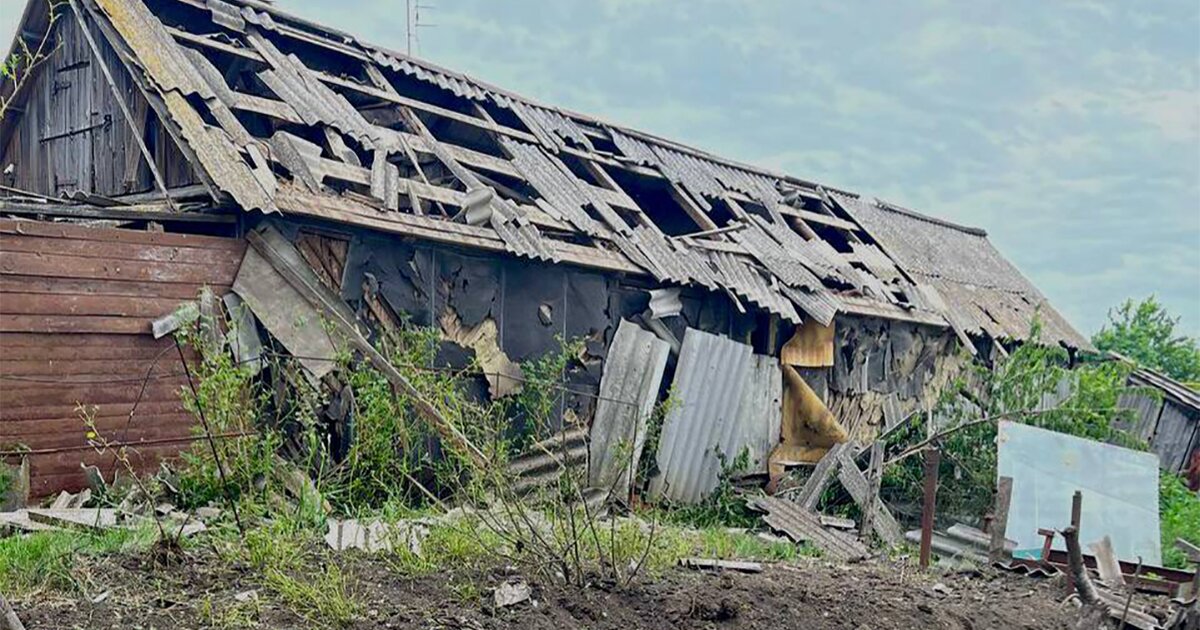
[13,548,1098,630]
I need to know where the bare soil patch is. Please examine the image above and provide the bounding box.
[14,548,1084,629]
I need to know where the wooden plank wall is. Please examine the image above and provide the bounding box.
[0,8,197,198]
[0,219,245,497]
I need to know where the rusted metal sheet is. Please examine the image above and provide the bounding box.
[649,328,755,504]
[0,219,243,497]
[587,320,671,495]
[746,495,869,562]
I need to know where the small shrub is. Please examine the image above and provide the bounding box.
[1160,471,1200,569]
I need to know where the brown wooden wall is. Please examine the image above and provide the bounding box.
[0,219,245,497]
[0,7,197,199]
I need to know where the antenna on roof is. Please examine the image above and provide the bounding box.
[405,0,437,56]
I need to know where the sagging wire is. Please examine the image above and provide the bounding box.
[0,349,641,408]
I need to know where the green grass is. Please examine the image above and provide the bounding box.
[237,519,363,627]
[1160,472,1200,569]
[0,525,156,597]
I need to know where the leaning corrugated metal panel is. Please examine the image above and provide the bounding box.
[728,354,783,475]
[588,320,671,496]
[649,329,754,504]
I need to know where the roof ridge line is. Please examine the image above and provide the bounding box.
[874,199,988,237]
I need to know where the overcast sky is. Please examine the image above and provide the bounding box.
[3,0,1198,337]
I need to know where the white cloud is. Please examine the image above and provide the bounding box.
[1031,87,1200,142]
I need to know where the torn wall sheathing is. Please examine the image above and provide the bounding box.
[0,219,245,497]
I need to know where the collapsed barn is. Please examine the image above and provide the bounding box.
[1,0,1103,501]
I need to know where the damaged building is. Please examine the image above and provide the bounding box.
[1,0,1099,500]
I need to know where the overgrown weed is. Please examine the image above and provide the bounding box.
[1160,471,1200,568]
[0,523,157,597]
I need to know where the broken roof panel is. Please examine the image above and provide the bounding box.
[841,195,1089,348]
[8,0,1087,348]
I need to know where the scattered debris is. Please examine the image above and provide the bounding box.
[746,495,869,562]
[26,508,123,532]
[233,590,259,603]
[324,518,429,554]
[493,579,532,608]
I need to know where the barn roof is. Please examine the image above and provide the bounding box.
[0,0,1087,348]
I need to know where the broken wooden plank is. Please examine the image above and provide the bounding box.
[680,558,764,573]
[838,448,904,547]
[794,441,850,511]
[0,510,56,533]
[860,440,883,539]
[244,227,488,469]
[1088,536,1127,591]
[26,508,122,532]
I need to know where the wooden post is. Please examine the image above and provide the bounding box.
[1066,490,1083,593]
[989,476,1013,563]
[1070,490,1083,530]
[918,448,941,569]
[860,441,884,540]
[1061,526,1101,605]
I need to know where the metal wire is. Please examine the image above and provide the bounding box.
[1,349,639,408]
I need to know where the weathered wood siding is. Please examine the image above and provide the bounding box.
[0,219,244,497]
[0,8,196,198]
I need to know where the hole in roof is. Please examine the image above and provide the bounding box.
[604,166,702,237]
[558,153,600,186]
[810,222,855,253]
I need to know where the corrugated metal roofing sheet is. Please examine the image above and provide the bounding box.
[508,425,589,495]
[707,251,801,324]
[731,354,783,474]
[649,328,755,504]
[588,320,671,495]
[745,496,869,562]
[501,138,606,236]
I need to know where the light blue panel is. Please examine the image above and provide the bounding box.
[997,421,1161,564]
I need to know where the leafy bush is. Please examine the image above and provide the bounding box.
[1160,471,1200,569]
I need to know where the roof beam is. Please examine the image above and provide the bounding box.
[666,181,719,233]
[0,200,236,223]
